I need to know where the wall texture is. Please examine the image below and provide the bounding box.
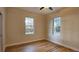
[46,8,79,51]
[5,8,46,46]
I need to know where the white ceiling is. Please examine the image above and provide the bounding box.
[19,7,62,15]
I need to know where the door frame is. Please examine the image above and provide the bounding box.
[0,8,5,52]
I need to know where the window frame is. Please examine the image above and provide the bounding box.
[24,16,35,35]
[53,16,61,33]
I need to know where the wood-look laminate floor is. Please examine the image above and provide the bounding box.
[5,40,75,52]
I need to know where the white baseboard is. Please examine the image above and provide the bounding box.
[5,38,45,48]
[48,40,79,51]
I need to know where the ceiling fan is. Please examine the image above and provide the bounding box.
[40,7,53,10]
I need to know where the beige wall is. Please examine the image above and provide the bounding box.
[46,8,79,51]
[5,8,46,46]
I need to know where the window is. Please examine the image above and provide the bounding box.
[54,16,61,33]
[25,17,34,34]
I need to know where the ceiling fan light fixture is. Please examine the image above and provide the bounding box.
[49,7,53,10]
[40,7,44,10]
[44,7,48,8]
[40,7,53,10]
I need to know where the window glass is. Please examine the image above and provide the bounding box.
[25,17,34,34]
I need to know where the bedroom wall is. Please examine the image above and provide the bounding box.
[46,8,79,51]
[5,8,46,46]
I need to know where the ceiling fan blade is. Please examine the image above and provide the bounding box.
[49,7,53,10]
[40,7,44,10]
